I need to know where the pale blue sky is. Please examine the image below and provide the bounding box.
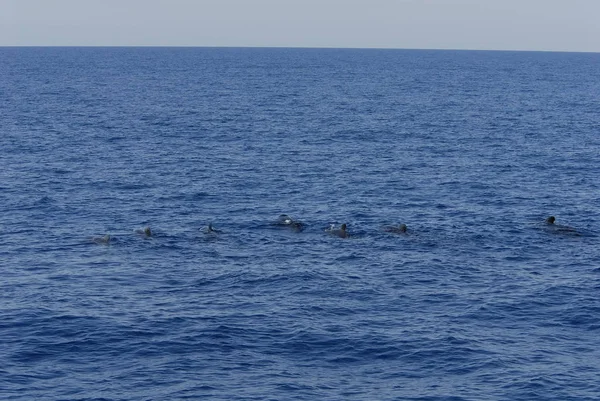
[2,0,599,52]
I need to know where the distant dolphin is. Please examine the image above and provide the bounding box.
[544,216,580,235]
[92,234,111,245]
[278,214,294,225]
[135,226,152,237]
[202,223,222,234]
[383,223,408,234]
[276,214,304,232]
[327,223,349,238]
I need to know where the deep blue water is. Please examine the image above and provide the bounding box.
[2,47,600,400]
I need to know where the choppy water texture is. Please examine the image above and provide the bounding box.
[2,47,600,400]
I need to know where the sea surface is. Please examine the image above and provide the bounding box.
[1,47,600,400]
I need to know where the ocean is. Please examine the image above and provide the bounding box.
[1,47,600,400]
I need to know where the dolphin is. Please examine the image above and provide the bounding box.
[276,214,304,232]
[135,226,152,237]
[383,223,408,234]
[92,234,111,245]
[544,216,580,235]
[203,223,222,234]
[327,223,349,238]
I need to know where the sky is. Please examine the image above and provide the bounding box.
[2,0,599,52]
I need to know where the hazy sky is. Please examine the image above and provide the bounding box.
[2,0,599,52]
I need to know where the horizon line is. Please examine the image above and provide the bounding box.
[0,45,598,54]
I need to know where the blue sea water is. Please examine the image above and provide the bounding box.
[1,47,600,400]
